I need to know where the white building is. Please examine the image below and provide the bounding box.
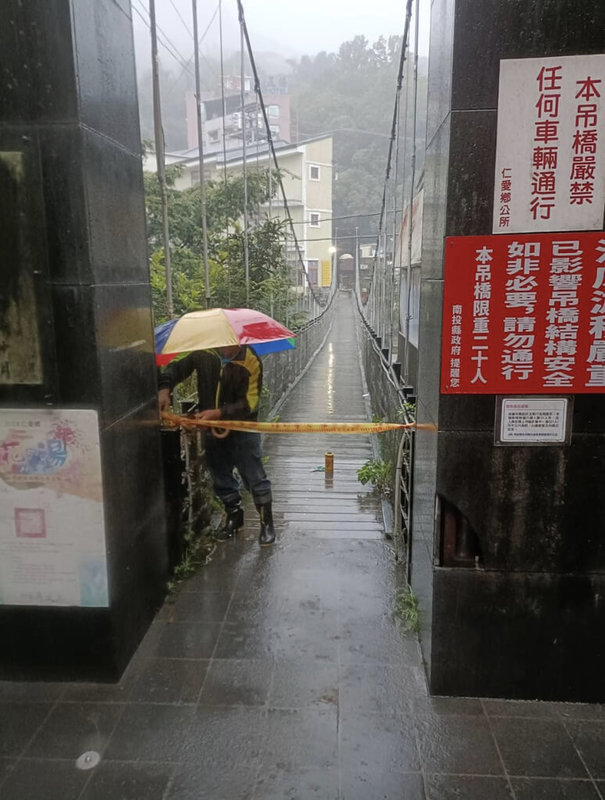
[144,135,333,288]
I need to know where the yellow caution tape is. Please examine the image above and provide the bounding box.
[161,411,437,434]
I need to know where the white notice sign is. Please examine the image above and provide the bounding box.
[499,398,569,444]
[493,54,605,234]
[0,409,109,607]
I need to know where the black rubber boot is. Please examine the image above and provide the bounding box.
[216,503,244,542]
[256,502,276,546]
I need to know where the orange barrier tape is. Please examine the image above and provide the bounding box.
[161,411,437,434]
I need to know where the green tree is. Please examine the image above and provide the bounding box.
[289,36,427,239]
[144,166,298,327]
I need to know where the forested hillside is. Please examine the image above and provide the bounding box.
[138,35,426,247]
[289,35,426,241]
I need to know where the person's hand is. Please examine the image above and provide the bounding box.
[158,388,171,413]
[195,408,222,421]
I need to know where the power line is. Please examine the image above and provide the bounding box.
[286,209,404,226]
[293,234,377,243]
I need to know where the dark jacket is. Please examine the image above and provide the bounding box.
[158,347,263,420]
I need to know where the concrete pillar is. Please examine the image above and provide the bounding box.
[0,0,168,680]
[413,0,605,700]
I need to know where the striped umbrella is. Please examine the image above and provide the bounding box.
[154,308,296,366]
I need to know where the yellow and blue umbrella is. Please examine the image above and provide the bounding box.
[155,308,296,365]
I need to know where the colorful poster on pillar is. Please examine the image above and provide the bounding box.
[493,54,605,234]
[441,232,605,394]
[0,409,109,607]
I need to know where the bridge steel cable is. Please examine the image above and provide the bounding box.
[403,0,422,386]
[236,0,323,308]
[367,0,414,340]
[135,0,195,77]
[156,1,222,94]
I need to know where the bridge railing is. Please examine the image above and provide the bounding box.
[355,295,414,566]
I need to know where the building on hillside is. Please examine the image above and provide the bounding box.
[145,135,333,291]
[185,75,291,155]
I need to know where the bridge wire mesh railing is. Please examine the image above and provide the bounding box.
[260,291,336,421]
[354,293,414,566]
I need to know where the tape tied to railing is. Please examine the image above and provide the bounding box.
[161,411,437,434]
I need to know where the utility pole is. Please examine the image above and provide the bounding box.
[192,0,211,308]
[149,0,173,318]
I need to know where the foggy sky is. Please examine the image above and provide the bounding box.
[132,0,429,76]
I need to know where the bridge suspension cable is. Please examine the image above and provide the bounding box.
[236,0,323,307]
[367,0,415,350]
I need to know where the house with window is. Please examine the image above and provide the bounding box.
[146,135,333,289]
[184,75,291,156]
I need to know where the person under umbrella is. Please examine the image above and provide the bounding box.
[158,343,276,546]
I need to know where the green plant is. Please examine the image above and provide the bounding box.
[397,401,416,421]
[357,458,391,496]
[394,586,421,633]
[166,525,215,595]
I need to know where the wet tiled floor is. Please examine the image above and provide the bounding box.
[1,295,605,799]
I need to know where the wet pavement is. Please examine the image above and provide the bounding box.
[2,294,605,799]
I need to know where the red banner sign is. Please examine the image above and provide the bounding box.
[441,232,605,394]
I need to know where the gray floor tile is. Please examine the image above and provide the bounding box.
[416,714,503,775]
[80,760,175,800]
[490,717,589,778]
[564,720,605,778]
[0,757,15,781]
[425,774,513,800]
[0,758,89,800]
[340,710,421,773]
[0,682,64,704]
[184,706,265,766]
[129,658,209,704]
[271,619,340,661]
[179,554,242,594]
[153,621,223,659]
[214,622,281,659]
[199,659,273,706]
[163,590,232,622]
[253,765,339,799]
[225,591,285,626]
[261,707,338,770]
[61,679,133,704]
[25,703,122,760]
[413,696,485,718]
[269,659,339,709]
[104,704,194,761]
[483,699,560,718]
[166,762,256,800]
[558,704,605,721]
[338,619,420,665]
[511,777,602,799]
[341,771,426,800]
[0,703,52,757]
[340,663,423,716]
